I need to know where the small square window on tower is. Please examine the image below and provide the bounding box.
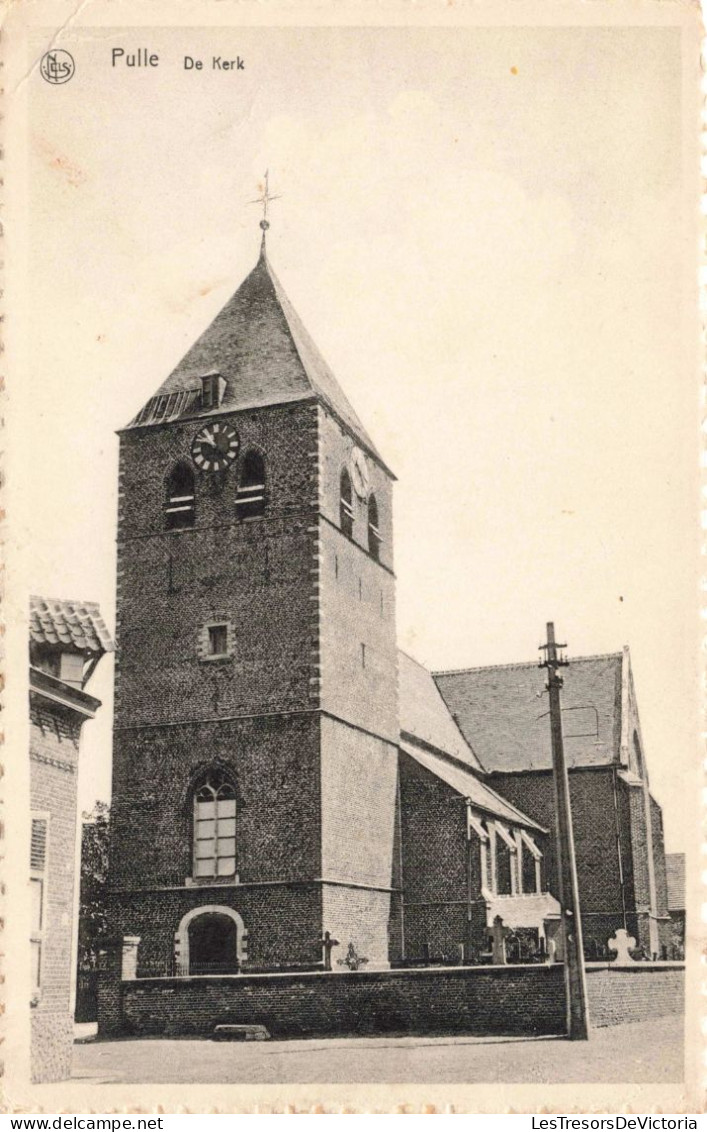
[208,624,228,656]
[198,620,233,662]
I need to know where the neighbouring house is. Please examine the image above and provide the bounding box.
[29,596,112,1081]
[665,852,685,958]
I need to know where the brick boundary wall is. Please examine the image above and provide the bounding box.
[116,964,566,1039]
[105,962,684,1040]
[585,962,684,1028]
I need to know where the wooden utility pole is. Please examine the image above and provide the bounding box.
[539,622,590,1040]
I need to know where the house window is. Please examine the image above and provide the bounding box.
[236,450,266,519]
[165,463,196,530]
[207,624,228,657]
[340,470,354,538]
[193,772,237,879]
[367,495,381,560]
[30,815,48,993]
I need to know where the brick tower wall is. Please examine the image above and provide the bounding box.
[114,400,321,729]
[315,407,400,966]
[106,401,328,984]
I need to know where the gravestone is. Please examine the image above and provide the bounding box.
[320,930,340,971]
[607,928,636,964]
[491,915,510,965]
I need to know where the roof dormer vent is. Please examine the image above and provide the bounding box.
[201,372,226,411]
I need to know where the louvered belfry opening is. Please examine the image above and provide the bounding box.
[340,469,354,538]
[368,494,381,560]
[235,450,266,518]
[165,463,196,530]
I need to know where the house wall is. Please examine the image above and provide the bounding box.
[29,697,82,1082]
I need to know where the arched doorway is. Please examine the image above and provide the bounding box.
[174,906,247,976]
[189,912,239,974]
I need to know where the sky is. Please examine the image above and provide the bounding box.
[15,20,698,849]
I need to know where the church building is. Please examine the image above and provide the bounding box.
[100,220,672,1014]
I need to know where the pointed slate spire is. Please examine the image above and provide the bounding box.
[126,228,386,468]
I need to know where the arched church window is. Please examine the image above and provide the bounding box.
[367,495,381,560]
[193,771,236,879]
[236,450,266,519]
[165,463,196,530]
[340,469,354,539]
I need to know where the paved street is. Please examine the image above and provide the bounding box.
[73,1016,683,1085]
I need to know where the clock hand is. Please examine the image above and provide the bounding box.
[202,431,218,448]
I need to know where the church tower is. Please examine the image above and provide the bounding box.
[105,216,400,985]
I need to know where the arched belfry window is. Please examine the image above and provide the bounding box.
[236,450,266,519]
[193,770,236,879]
[368,495,381,560]
[340,469,354,539]
[165,463,195,530]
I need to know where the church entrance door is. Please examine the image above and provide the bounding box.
[188,912,240,974]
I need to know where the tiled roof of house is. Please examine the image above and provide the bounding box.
[30,596,114,655]
[665,853,685,912]
[433,653,623,773]
[398,650,483,771]
[125,243,386,468]
[399,743,546,832]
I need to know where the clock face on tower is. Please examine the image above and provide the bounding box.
[191,422,239,472]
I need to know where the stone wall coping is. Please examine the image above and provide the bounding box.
[126,963,563,988]
[585,961,685,971]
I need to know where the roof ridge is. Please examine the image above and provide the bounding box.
[265,258,386,465]
[31,595,103,611]
[433,651,625,677]
[400,743,545,832]
[398,648,487,772]
[398,647,432,669]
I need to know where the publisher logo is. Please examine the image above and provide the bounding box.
[40,50,75,85]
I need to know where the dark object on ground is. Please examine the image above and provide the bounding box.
[212,1024,270,1042]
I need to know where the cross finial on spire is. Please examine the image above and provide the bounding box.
[249,171,281,245]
